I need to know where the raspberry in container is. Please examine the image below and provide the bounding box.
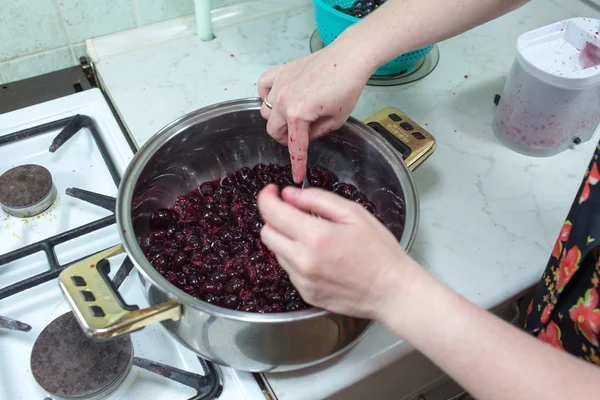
[493,17,600,156]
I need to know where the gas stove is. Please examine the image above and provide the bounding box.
[0,82,264,400]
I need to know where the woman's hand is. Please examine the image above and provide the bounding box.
[257,184,421,320]
[258,40,376,184]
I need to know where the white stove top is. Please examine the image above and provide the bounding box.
[0,89,264,400]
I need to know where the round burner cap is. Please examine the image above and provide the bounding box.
[31,312,133,400]
[0,164,57,217]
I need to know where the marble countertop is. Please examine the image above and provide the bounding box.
[91,0,600,398]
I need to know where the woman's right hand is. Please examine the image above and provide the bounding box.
[257,184,423,320]
[258,38,377,184]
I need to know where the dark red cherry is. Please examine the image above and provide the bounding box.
[239,304,256,312]
[220,174,235,186]
[221,294,240,309]
[199,182,216,197]
[235,167,255,184]
[363,201,377,214]
[333,182,358,199]
[151,209,179,228]
[211,272,229,283]
[187,273,200,287]
[199,282,224,296]
[203,294,220,304]
[148,230,168,244]
[171,252,188,269]
[286,300,306,311]
[225,278,244,295]
[151,254,169,271]
[203,211,223,227]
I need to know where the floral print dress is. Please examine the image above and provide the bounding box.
[525,141,600,364]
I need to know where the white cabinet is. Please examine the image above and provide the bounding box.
[327,300,523,400]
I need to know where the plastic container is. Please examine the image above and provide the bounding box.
[313,0,433,76]
[493,17,600,156]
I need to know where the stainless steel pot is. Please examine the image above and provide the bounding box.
[58,98,435,372]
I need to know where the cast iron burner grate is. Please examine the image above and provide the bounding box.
[0,115,121,299]
[0,114,223,400]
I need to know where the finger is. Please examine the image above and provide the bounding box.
[260,223,295,255]
[266,110,289,145]
[286,118,310,183]
[258,67,278,100]
[260,101,272,121]
[281,186,359,223]
[273,253,304,280]
[257,184,322,239]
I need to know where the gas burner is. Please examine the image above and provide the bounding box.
[31,312,133,400]
[0,164,57,218]
[309,30,440,87]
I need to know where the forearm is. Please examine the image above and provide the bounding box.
[379,266,600,400]
[335,0,529,73]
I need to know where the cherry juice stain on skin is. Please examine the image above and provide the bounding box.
[144,164,381,313]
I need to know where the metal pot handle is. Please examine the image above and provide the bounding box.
[58,244,181,340]
[363,107,436,171]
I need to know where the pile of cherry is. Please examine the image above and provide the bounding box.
[145,163,379,313]
[333,0,387,18]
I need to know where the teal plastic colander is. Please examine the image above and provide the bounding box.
[313,0,433,76]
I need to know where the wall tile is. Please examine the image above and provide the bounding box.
[134,0,195,26]
[0,0,249,83]
[58,0,137,43]
[0,0,69,62]
[134,0,248,26]
[0,47,74,83]
[71,42,88,63]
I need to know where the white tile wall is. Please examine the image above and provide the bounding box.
[0,0,250,83]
